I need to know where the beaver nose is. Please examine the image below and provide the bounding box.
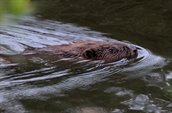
[133,49,137,53]
[133,49,138,56]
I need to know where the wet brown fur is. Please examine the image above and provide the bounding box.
[23,40,138,62]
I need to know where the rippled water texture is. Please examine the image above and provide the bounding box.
[0,17,171,113]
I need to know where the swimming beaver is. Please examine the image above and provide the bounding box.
[21,40,138,62]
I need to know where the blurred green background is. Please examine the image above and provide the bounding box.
[0,0,31,21]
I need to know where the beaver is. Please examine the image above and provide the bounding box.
[20,40,138,62]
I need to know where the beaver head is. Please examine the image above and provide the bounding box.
[82,41,138,62]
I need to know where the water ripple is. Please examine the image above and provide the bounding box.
[0,16,168,113]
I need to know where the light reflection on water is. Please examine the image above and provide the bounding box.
[0,17,170,113]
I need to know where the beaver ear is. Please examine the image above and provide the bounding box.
[82,48,96,59]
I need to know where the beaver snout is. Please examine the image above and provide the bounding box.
[133,49,138,57]
[129,46,138,59]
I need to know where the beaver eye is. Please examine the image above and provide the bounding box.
[83,49,96,59]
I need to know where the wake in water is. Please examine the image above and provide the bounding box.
[0,17,168,113]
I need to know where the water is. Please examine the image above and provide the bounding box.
[0,1,172,113]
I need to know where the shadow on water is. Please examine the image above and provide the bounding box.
[0,0,172,113]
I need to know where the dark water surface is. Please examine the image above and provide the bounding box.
[0,0,172,113]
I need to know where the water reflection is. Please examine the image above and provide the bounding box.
[33,0,172,57]
[1,0,170,112]
[74,107,109,113]
[0,17,170,113]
